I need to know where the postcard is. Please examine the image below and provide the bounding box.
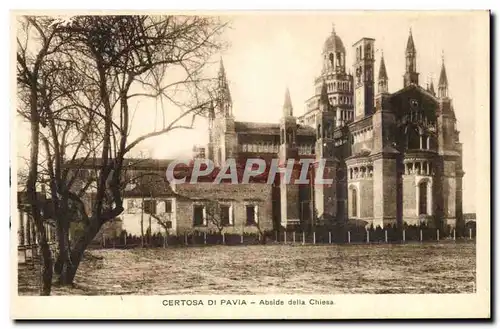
[11,10,490,319]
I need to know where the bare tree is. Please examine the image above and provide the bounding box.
[16,16,72,295]
[203,199,230,238]
[16,14,228,289]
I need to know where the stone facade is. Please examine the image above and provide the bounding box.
[206,25,465,230]
[72,25,465,235]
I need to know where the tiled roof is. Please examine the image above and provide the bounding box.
[234,121,280,135]
[234,121,316,136]
[64,158,176,169]
[123,173,175,197]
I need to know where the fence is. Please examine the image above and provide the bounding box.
[89,226,476,249]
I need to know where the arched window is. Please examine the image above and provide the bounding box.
[350,187,358,217]
[420,134,426,149]
[429,135,437,150]
[419,181,428,215]
[329,53,334,67]
[407,126,420,149]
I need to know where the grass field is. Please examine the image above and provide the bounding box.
[18,242,475,295]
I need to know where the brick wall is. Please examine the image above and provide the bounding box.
[373,158,398,227]
[174,182,273,234]
[402,175,416,220]
[281,183,301,224]
[443,160,457,225]
[359,179,373,219]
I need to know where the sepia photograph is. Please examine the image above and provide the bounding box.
[10,10,490,319]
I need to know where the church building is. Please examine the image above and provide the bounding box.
[206,25,465,230]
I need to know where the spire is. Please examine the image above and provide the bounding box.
[438,53,448,87]
[331,22,336,35]
[438,52,449,98]
[218,57,225,77]
[217,57,232,115]
[377,51,388,94]
[283,87,293,117]
[404,28,418,87]
[406,27,416,54]
[429,79,436,96]
[378,51,388,81]
[319,80,330,111]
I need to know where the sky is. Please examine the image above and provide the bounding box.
[15,12,489,213]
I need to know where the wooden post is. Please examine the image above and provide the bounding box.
[437,229,440,242]
[240,234,243,244]
[420,229,423,242]
[293,231,296,244]
[366,230,369,244]
[284,231,287,244]
[124,234,127,247]
[385,230,388,243]
[204,231,207,245]
[164,235,167,248]
[329,232,332,244]
[222,233,225,245]
[348,231,351,244]
[313,231,316,244]
[302,231,305,245]
[275,230,278,242]
[184,233,188,246]
[102,235,106,248]
[403,230,406,243]
[469,228,472,240]
[453,229,456,241]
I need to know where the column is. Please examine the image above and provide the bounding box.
[419,135,423,149]
[19,210,25,246]
[25,215,31,245]
[428,181,433,216]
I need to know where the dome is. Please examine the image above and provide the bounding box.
[323,29,345,54]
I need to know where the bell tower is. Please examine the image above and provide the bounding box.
[279,88,301,227]
[210,58,237,167]
[436,54,461,229]
[353,37,375,120]
[313,81,338,223]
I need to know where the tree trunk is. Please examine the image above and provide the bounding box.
[36,230,53,296]
[26,88,53,295]
[54,223,72,285]
[148,214,152,246]
[65,219,103,284]
[141,197,144,247]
